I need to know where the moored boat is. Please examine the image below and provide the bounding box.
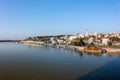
[84,47,107,53]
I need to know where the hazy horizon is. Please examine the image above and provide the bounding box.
[0,0,120,39]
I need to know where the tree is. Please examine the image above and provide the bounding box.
[79,38,86,46]
[108,42,112,47]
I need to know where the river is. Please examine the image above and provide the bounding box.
[0,42,120,80]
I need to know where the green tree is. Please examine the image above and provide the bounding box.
[79,38,86,46]
[108,42,112,47]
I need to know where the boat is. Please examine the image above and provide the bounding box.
[84,47,107,53]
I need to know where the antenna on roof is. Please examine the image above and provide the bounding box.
[86,29,88,34]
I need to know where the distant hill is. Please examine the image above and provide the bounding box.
[0,40,20,42]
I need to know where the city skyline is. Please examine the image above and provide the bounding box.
[0,0,120,39]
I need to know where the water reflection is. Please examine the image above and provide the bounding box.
[75,58,120,80]
[78,51,84,58]
[22,43,120,58]
[0,43,119,80]
[40,45,106,57]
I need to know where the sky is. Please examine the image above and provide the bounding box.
[0,0,120,39]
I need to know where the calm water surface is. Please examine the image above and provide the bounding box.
[0,42,120,80]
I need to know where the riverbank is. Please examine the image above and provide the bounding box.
[102,48,120,53]
[55,45,120,54]
[21,41,44,45]
[21,41,120,54]
[74,46,120,54]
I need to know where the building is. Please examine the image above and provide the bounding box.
[69,35,77,41]
[102,38,110,45]
[88,37,95,44]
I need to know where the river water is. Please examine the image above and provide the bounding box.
[0,42,120,80]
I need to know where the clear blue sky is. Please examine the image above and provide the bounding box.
[0,0,120,39]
